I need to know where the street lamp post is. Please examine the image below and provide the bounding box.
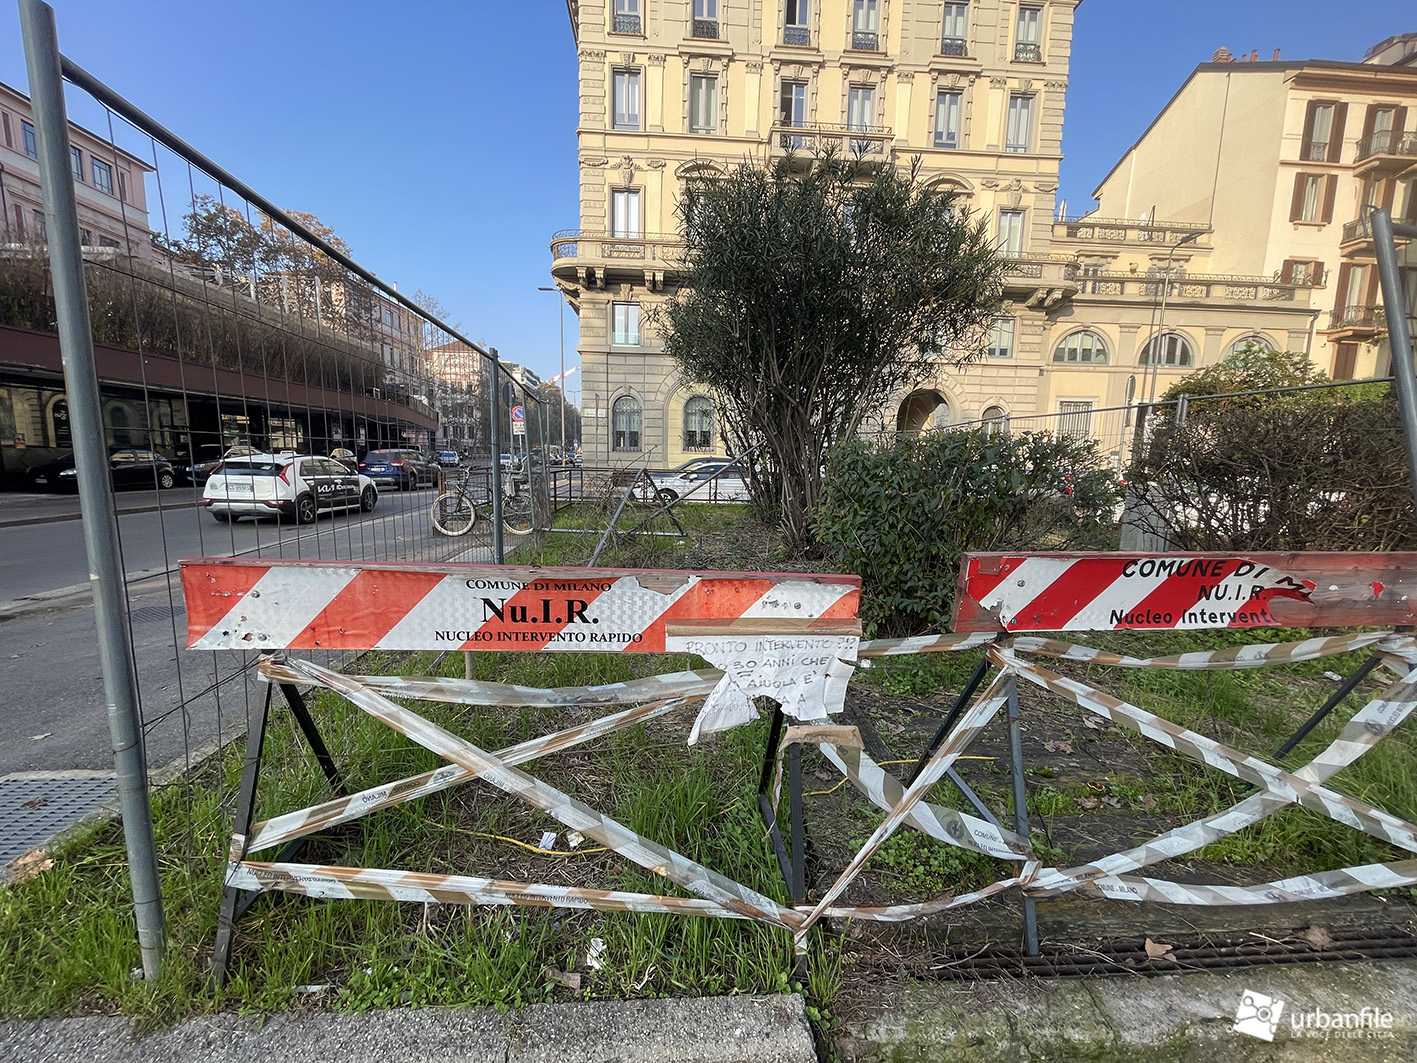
[538,286,566,455]
[1145,230,1204,405]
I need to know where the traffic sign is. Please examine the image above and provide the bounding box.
[511,405,526,422]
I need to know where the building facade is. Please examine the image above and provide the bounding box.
[1091,36,1417,382]
[552,2,1327,469]
[0,80,155,258]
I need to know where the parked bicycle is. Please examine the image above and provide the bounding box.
[429,468,534,537]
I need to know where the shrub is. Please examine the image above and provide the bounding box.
[815,429,1122,637]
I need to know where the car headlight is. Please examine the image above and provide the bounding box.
[59,468,77,478]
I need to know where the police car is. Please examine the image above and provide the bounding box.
[200,452,378,524]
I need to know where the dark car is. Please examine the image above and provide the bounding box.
[183,444,261,486]
[30,448,177,492]
[435,450,460,467]
[357,448,437,490]
[329,448,359,473]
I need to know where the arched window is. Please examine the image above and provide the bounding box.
[1223,333,1276,358]
[683,395,714,450]
[981,404,1008,437]
[1139,332,1194,367]
[1053,330,1109,364]
[612,396,641,451]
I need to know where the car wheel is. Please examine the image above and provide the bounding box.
[656,488,678,504]
[158,470,175,490]
[360,487,377,512]
[295,493,317,524]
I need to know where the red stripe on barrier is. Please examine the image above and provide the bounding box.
[301,570,447,649]
[182,563,271,648]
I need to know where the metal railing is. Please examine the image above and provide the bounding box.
[783,24,810,46]
[549,229,684,267]
[691,17,719,38]
[1342,216,1374,243]
[1356,130,1417,162]
[1329,304,1385,331]
[613,12,642,33]
[1301,140,1331,162]
[1013,41,1042,62]
[850,30,879,50]
[939,36,967,56]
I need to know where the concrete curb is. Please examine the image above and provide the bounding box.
[0,994,817,1063]
[0,499,198,529]
[841,959,1417,1062]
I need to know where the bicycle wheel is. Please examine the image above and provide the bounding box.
[502,491,535,536]
[430,491,477,536]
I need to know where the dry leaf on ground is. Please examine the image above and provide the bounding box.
[1145,937,1176,961]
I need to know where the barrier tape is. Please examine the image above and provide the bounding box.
[1012,630,1397,670]
[276,658,804,929]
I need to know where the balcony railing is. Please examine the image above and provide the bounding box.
[1329,305,1385,332]
[1057,217,1211,245]
[612,12,641,33]
[691,18,719,38]
[1068,267,1309,302]
[1301,141,1331,162]
[783,24,810,45]
[1356,130,1417,163]
[939,36,967,56]
[1013,41,1042,62]
[771,121,892,155]
[549,230,684,268]
[850,30,880,50]
[1342,216,1373,244]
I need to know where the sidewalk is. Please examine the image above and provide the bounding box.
[0,488,197,528]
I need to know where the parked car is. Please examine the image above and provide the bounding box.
[435,450,460,467]
[357,448,438,490]
[30,447,177,492]
[184,444,261,486]
[650,461,749,503]
[329,447,359,473]
[201,453,377,523]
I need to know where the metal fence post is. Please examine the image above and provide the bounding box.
[1371,208,1417,520]
[1005,672,1039,956]
[489,347,505,564]
[18,0,165,978]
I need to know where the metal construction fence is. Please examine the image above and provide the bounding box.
[11,0,553,975]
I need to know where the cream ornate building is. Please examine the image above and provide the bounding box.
[551,2,1323,468]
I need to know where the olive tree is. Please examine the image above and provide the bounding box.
[657,153,1005,550]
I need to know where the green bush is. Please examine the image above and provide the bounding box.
[815,429,1121,637]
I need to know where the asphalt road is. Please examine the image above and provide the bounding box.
[0,483,494,777]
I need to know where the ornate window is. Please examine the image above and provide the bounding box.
[1053,330,1108,364]
[684,396,714,450]
[1223,333,1276,358]
[1139,333,1194,367]
[612,396,642,451]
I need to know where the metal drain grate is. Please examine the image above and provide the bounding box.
[128,604,173,624]
[0,775,116,867]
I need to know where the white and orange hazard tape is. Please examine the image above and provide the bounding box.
[186,554,1417,954]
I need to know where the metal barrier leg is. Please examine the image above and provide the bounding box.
[757,707,796,895]
[1275,655,1382,759]
[905,655,991,786]
[210,680,273,989]
[280,682,347,796]
[1005,673,1039,957]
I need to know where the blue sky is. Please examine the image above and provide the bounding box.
[0,0,1408,401]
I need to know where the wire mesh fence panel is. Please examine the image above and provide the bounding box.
[0,58,519,851]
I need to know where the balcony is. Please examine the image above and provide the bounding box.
[1327,304,1384,341]
[999,254,1081,302]
[783,24,810,46]
[1355,131,1417,176]
[1055,216,1211,246]
[850,30,880,51]
[770,121,893,157]
[939,36,967,57]
[1340,215,1374,253]
[1300,141,1332,163]
[1067,267,1311,303]
[691,18,719,39]
[612,12,641,33]
[549,229,684,288]
[1013,41,1042,62]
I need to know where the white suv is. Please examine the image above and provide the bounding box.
[201,453,378,524]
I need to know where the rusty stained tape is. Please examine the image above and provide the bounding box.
[228,862,759,920]
[278,658,804,929]
[857,632,1000,657]
[1012,630,1399,670]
